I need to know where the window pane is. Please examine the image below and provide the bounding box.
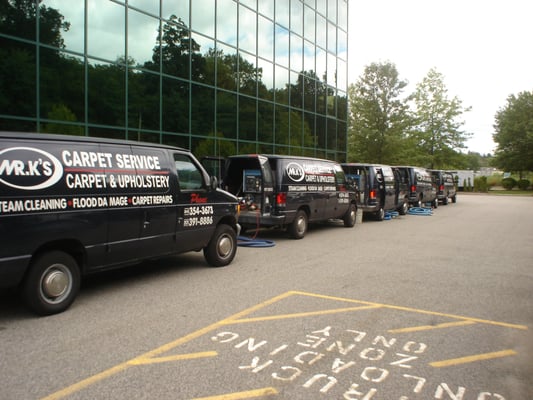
[239,95,256,141]
[258,2,274,19]
[163,1,189,26]
[88,0,124,62]
[327,52,336,86]
[191,84,214,136]
[291,1,303,35]
[327,21,336,53]
[290,33,303,72]
[41,51,84,135]
[304,6,315,42]
[87,61,126,127]
[275,65,289,103]
[258,16,274,61]
[0,40,36,121]
[258,100,274,143]
[275,0,289,28]
[217,90,237,139]
[191,0,214,38]
[275,25,289,67]
[162,76,189,134]
[217,0,237,46]
[128,0,159,16]
[316,14,326,49]
[328,0,337,23]
[43,0,84,54]
[174,154,204,190]
[338,0,348,30]
[239,52,257,96]
[128,9,159,67]
[303,40,315,72]
[239,5,257,54]
[216,43,238,92]
[257,59,274,100]
[316,47,326,80]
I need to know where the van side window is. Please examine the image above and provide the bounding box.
[174,154,204,190]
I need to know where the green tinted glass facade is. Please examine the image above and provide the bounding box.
[0,0,348,161]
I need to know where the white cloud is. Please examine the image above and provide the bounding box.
[348,0,533,155]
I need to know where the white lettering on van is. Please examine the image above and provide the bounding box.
[62,150,113,168]
[115,154,161,170]
[66,173,107,189]
[0,147,63,190]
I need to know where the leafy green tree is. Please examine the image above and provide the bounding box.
[411,68,471,168]
[492,90,533,177]
[347,62,412,164]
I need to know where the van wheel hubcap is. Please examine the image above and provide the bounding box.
[42,265,70,299]
[218,236,232,257]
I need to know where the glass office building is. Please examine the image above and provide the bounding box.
[0,0,348,161]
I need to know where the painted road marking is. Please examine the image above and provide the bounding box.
[226,304,382,324]
[429,349,518,368]
[388,320,477,333]
[41,291,528,400]
[192,387,278,399]
[128,351,218,365]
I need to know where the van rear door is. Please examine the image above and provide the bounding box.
[380,166,397,211]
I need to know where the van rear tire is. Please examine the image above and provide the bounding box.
[289,210,308,239]
[375,207,385,221]
[204,224,237,267]
[22,251,80,316]
[343,204,357,227]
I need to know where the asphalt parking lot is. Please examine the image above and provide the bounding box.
[1,194,532,399]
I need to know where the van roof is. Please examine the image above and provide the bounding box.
[228,154,338,163]
[0,131,188,152]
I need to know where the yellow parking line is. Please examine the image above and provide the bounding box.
[128,351,218,365]
[389,320,477,333]
[192,387,278,399]
[41,291,527,400]
[41,292,293,400]
[289,291,528,330]
[228,305,382,324]
[430,349,517,367]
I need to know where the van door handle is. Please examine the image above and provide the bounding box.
[143,220,150,228]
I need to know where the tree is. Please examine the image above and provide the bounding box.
[411,68,471,168]
[347,62,412,163]
[492,90,533,177]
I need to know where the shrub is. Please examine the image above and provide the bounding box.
[487,175,502,188]
[517,179,530,190]
[474,176,488,192]
[501,177,517,190]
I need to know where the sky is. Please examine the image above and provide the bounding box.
[347,0,533,155]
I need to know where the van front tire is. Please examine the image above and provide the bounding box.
[22,251,80,316]
[204,224,237,267]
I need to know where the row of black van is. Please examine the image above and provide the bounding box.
[0,132,456,315]
[341,164,457,221]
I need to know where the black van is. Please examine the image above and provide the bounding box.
[0,132,240,315]
[341,163,409,220]
[219,154,358,239]
[394,166,438,208]
[429,169,457,205]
